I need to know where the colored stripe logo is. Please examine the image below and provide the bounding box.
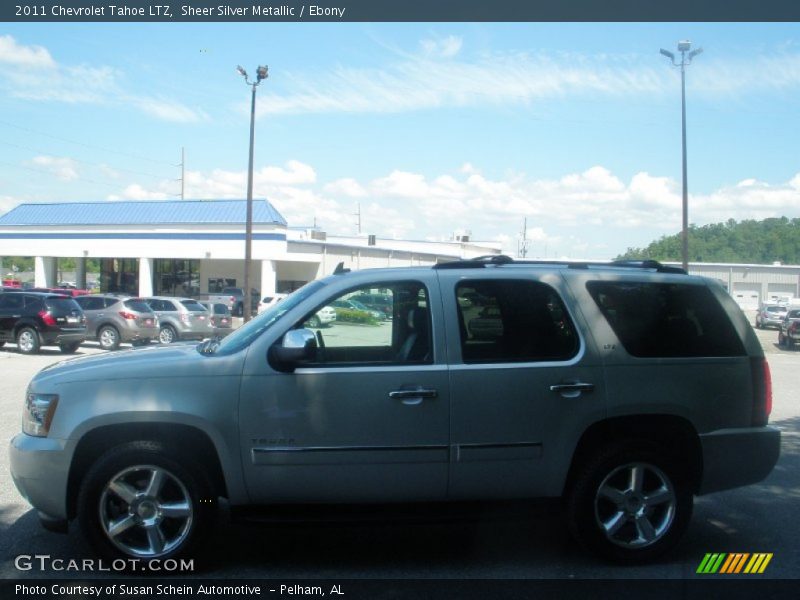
[697,553,773,574]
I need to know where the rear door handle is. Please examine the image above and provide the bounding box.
[550,382,595,398]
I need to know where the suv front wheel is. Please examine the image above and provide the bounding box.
[567,443,692,564]
[77,441,216,563]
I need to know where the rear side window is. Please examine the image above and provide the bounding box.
[456,280,579,364]
[123,299,153,313]
[44,297,81,314]
[587,281,745,358]
[77,296,105,311]
[179,300,206,311]
[0,294,24,310]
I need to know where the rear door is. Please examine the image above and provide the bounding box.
[76,296,105,335]
[0,293,25,341]
[438,270,607,499]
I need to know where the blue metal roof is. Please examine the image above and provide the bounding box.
[0,199,287,227]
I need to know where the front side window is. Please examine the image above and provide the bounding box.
[456,280,578,364]
[299,281,431,366]
[587,281,745,358]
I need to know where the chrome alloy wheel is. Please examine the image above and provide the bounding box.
[159,327,175,344]
[594,462,676,549]
[99,465,193,558]
[99,327,119,350]
[17,330,36,353]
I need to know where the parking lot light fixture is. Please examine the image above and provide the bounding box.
[237,64,268,322]
[660,41,702,273]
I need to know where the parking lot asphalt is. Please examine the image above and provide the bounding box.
[0,326,798,581]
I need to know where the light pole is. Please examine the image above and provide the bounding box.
[237,64,268,322]
[660,41,702,273]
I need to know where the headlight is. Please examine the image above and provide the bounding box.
[22,392,59,437]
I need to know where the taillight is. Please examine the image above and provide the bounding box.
[180,313,191,324]
[791,322,799,333]
[751,357,772,427]
[119,311,137,320]
[38,310,56,326]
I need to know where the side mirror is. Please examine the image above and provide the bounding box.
[268,328,317,373]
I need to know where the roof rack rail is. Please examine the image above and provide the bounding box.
[433,255,687,274]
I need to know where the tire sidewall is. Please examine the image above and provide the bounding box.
[77,441,214,565]
[16,327,40,354]
[159,326,176,344]
[99,325,120,350]
[567,443,692,564]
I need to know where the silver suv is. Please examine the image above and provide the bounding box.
[9,258,780,565]
[74,295,158,350]
[142,296,213,344]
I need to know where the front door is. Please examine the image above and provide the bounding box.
[238,277,450,503]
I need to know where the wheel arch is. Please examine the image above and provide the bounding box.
[563,414,703,497]
[67,422,228,520]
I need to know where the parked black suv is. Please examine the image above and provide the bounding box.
[0,291,86,354]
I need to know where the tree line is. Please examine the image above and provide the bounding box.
[617,217,800,264]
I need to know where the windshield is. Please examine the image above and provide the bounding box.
[209,280,327,356]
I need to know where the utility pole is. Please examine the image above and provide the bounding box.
[518,217,530,258]
[354,203,362,235]
[178,147,185,200]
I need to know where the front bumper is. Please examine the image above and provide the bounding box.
[698,426,780,495]
[9,433,72,521]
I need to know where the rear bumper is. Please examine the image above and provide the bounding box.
[40,331,86,346]
[698,426,780,495]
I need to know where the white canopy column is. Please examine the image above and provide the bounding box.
[138,258,154,297]
[34,257,56,288]
[260,260,276,297]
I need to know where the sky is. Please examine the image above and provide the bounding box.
[0,21,799,258]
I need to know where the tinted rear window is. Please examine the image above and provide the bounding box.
[45,297,81,314]
[123,299,154,313]
[587,281,745,358]
[179,300,206,311]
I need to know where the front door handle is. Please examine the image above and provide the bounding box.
[389,387,438,405]
[550,382,595,398]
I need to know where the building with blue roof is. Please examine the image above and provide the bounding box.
[0,198,500,302]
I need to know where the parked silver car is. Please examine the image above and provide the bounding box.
[198,301,233,338]
[142,296,213,344]
[74,295,158,350]
[10,258,779,566]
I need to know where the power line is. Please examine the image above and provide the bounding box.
[0,119,175,166]
[0,140,172,181]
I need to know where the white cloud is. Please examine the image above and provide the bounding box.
[0,35,206,122]
[420,35,463,58]
[253,43,800,117]
[29,156,79,181]
[324,178,368,198]
[101,159,800,258]
[0,35,55,68]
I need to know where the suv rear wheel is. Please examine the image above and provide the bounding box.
[98,325,121,351]
[567,443,692,564]
[16,327,40,354]
[77,441,216,563]
[159,325,177,344]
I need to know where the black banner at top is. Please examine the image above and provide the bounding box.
[2,0,800,23]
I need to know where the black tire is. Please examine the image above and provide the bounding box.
[59,341,81,354]
[566,443,693,564]
[159,326,177,344]
[98,325,121,351]
[77,441,216,563]
[16,327,40,355]
[779,333,786,347]
[0,341,5,348]
[308,315,321,328]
